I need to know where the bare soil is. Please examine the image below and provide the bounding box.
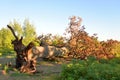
[0,57,65,80]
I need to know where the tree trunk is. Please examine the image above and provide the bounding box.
[7,25,36,73]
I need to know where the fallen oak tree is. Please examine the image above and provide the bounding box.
[7,25,68,74]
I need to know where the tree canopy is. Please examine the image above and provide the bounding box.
[0,19,37,52]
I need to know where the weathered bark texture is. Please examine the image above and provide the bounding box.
[7,25,36,74]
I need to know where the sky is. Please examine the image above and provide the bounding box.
[0,0,120,41]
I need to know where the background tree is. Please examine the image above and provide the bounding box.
[0,19,37,56]
[51,34,65,47]
[65,16,115,59]
[0,27,14,56]
[38,33,66,47]
[1,28,13,48]
[0,28,14,48]
[112,42,120,57]
[22,19,37,45]
[9,19,23,39]
[9,19,37,46]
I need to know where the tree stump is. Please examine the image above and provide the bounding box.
[7,25,36,74]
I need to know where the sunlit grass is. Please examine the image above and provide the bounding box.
[39,61,54,66]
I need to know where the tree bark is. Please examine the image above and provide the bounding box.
[7,25,18,40]
[7,25,36,73]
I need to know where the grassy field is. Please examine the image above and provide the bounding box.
[1,55,120,80]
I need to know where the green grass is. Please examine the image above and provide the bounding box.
[60,56,120,80]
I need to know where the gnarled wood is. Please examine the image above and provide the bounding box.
[7,25,18,40]
[7,25,36,73]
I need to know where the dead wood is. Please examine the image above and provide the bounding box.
[7,25,36,74]
[7,25,18,40]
